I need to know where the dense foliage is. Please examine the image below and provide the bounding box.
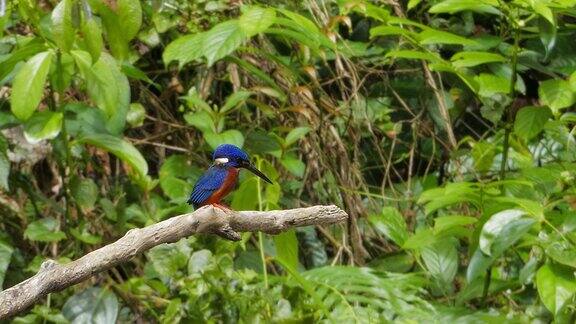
[0,0,575,322]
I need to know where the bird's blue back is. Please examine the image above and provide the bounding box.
[187,166,229,208]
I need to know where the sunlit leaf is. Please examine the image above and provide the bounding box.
[117,0,142,41]
[51,0,75,52]
[24,218,66,242]
[204,130,244,150]
[368,207,408,246]
[239,7,276,37]
[537,263,576,316]
[514,106,552,140]
[23,111,63,144]
[539,79,575,113]
[77,133,148,178]
[285,127,311,146]
[10,51,53,120]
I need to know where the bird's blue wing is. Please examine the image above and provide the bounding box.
[188,166,228,207]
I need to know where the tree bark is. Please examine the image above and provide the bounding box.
[0,205,347,319]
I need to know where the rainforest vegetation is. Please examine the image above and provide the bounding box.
[1,0,576,322]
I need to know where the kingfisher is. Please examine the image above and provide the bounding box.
[187,144,272,209]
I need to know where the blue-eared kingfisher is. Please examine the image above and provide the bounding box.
[187,144,272,208]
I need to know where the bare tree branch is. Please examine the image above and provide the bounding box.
[0,205,348,319]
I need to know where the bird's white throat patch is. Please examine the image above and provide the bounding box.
[214,157,229,165]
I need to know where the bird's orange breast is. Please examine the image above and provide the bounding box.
[204,168,239,205]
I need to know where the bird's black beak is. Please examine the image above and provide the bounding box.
[241,161,273,184]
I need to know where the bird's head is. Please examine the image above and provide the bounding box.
[212,144,272,184]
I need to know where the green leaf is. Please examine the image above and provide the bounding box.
[537,263,576,316]
[433,215,477,235]
[471,141,496,172]
[0,241,13,290]
[385,50,440,62]
[239,7,276,37]
[163,33,205,67]
[117,0,142,41]
[545,241,576,268]
[450,51,506,68]
[220,90,252,113]
[51,0,75,52]
[81,18,103,62]
[23,111,63,144]
[532,2,554,26]
[467,215,535,282]
[402,229,436,250]
[188,249,212,274]
[69,227,102,244]
[10,51,54,120]
[422,239,458,291]
[70,177,99,210]
[368,207,408,246]
[203,21,246,67]
[231,177,258,210]
[407,0,422,11]
[419,29,478,46]
[72,51,130,133]
[475,73,510,97]
[514,106,553,140]
[279,156,305,177]
[479,209,526,256]
[184,111,215,134]
[539,16,556,60]
[539,79,575,113]
[274,230,299,271]
[62,287,119,323]
[429,0,501,15]
[370,25,416,39]
[24,218,66,242]
[126,103,146,127]
[285,127,311,146]
[204,130,244,150]
[77,133,148,178]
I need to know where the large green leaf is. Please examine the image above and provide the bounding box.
[24,218,67,242]
[77,133,148,178]
[220,90,252,113]
[514,106,552,140]
[429,0,501,15]
[368,207,408,246]
[422,239,458,292]
[51,0,75,52]
[62,287,119,323]
[537,263,576,316]
[479,209,526,256]
[279,156,305,178]
[539,79,575,113]
[188,249,213,274]
[10,51,54,120]
[203,21,246,67]
[23,111,63,144]
[163,34,205,67]
[274,229,299,271]
[545,241,576,268]
[419,29,478,46]
[81,18,103,62]
[72,51,130,133]
[450,51,506,68]
[159,155,194,202]
[204,130,244,150]
[239,7,276,37]
[117,0,142,41]
[467,214,535,282]
[285,127,311,146]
